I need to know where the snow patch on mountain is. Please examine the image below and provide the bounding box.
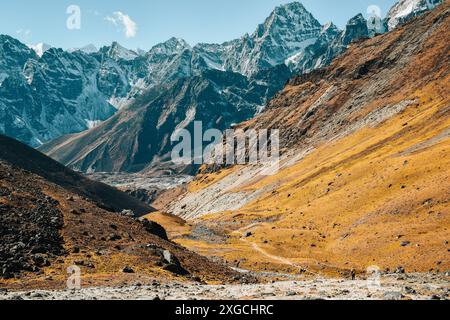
[101,42,139,61]
[0,72,6,86]
[85,119,102,129]
[28,43,52,57]
[68,44,98,54]
[284,38,320,65]
[386,0,443,30]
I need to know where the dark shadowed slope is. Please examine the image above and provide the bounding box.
[0,147,246,286]
[0,134,154,216]
[39,69,285,174]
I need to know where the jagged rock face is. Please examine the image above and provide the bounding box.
[289,14,370,74]
[340,14,369,45]
[28,43,52,57]
[40,69,284,173]
[3,1,442,150]
[100,42,139,61]
[0,36,116,147]
[89,2,322,91]
[221,2,322,76]
[288,0,443,74]
[386,0,443,30]
[286,22,341,73]
[67,44,98,54]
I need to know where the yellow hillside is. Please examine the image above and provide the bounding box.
[172,83,449,276]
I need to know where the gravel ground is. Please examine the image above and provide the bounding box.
[1,273,448,300]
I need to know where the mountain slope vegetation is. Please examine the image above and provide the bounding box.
[156,3,450,276]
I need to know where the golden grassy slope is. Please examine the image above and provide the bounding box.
[153,4,450,277]
[172,83,449,276]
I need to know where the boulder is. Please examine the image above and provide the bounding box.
[122,266,135,274]
[142,219,169,241]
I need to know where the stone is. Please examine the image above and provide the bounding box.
[142,219,168,240]
[404,287,416,294]
[395,266,405,274]
[121,210,135,217]
[163,263,189,276]
[108,234,122,241]
[400,241,411,247]
[122,266,135,274]
[384,291,404,300]
[70,209,80,215]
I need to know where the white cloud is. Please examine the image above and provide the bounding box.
[16,29,32,39]
[105,11,137,38]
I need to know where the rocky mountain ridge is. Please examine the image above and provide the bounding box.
[2,0,443,154]
[38,2,383,173]
[0,2,370,148]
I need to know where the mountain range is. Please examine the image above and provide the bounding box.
[0,0,448,297]
[158,2,450,276]
[0,0,442,169]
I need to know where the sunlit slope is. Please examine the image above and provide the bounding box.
[160,4,450,276]
[177,85,449,275]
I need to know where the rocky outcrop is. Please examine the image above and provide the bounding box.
[40,69,287,173]
[0,134,154,216]
[0,170,65,279]
[385,0,443,30]
[289,14,370,73]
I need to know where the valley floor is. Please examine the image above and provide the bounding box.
[1,273,448,300]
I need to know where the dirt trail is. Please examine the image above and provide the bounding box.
[234,227,336,277]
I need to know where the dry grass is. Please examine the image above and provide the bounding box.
[168,83,450,276]
[158,6,450,277]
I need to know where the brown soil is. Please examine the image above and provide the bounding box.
[0,139,250,291]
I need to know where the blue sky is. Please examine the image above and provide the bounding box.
[1,0,397,50]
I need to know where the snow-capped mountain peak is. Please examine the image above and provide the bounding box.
[101,41,139,61]
[28,43,52,57]
[255,2,321,40]
[224,1,322,76]
[149,37,191,56]
[321,22,341,37]
[386,0,443,30]
[67,44,98,54]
